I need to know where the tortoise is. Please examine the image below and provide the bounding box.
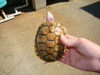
[35,12,67,62]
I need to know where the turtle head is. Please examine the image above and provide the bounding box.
[46,12,54,23]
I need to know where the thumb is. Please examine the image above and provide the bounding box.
[60,35,79,48]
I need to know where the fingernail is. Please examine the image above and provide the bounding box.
[61,35,65,38]
[60,35,69,47]
[60,35,67,44]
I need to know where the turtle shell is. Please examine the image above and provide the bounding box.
[35,22,67,62]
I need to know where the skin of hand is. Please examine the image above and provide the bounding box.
[59,34,100,72]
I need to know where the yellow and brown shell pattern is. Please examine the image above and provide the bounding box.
[35,22,67,62]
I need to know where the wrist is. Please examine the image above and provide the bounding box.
[94,51,100,72]
[95,59,100,73]
[98,47,100,72]
[94,55,100,73]
[97,57,100,72]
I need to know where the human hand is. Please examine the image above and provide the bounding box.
[59,35,100,72]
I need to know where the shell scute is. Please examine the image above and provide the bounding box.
[46,41,56,48]
[37,35,47,44]
[39,51,47,58]
[55,45,64,52]
[37,44,46,51]
[39,26,49,35]
[47,33,56,40]
[46,48,55,54]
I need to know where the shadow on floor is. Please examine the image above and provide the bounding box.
[80,1,100,19]
[47,0,68,5]
[1,6,34,15]
[0,0,34,15]
[0,0,68,16]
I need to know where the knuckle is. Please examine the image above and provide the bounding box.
[79,38,85,42]
[76,38,85,47]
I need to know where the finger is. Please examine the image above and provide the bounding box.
[64,27,67,34]
[59,57,70,65]
[65,35,77,39]
[60,35,79,48]
[64,50,70,57]
[60,35,68,46]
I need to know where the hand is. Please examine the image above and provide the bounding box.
[59,35,100,72]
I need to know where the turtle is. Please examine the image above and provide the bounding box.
[35,12,67,62]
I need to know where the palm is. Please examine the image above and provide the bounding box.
[60,48,97,71]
